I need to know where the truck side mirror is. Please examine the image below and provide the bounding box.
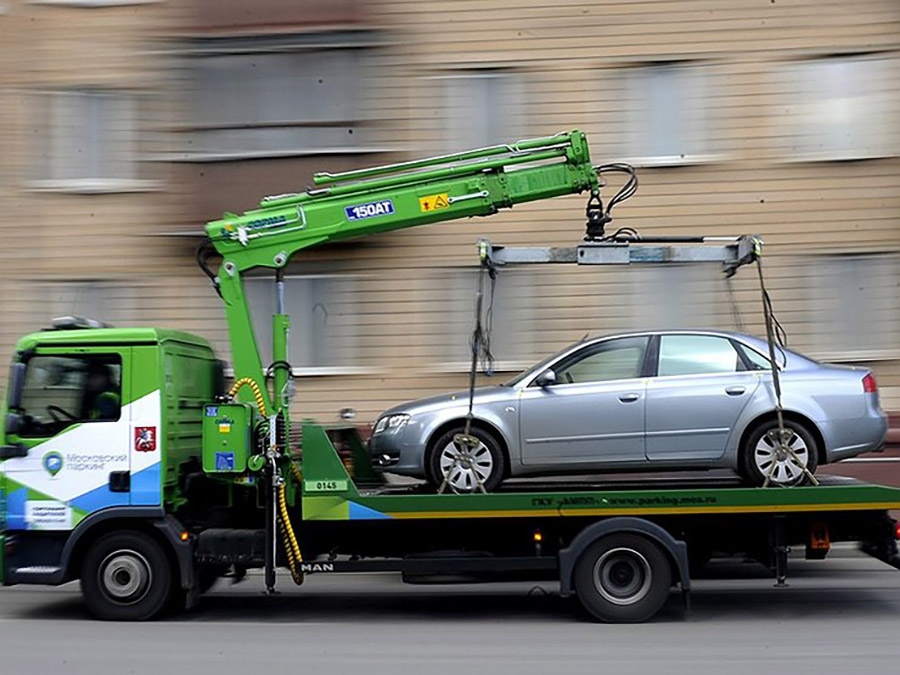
[7,362,26,409]
[535,369,558,388]
[5,411,22,435]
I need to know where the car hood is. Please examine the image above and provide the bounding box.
[380,385,513,417]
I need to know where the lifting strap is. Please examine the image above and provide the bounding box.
[437,246,497,494]
[754,241,819,487]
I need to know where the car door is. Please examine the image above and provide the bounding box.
[645,334,760,461]
[2,349,131,532]
[519,336,649,466]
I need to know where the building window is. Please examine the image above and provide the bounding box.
[621,63,713,166]
[187,48,371,161]
[441,72,526,152]
[808,255,900,360]
[427,268,534,371]
[776,56,897,161]
[40,281,136,326]
[244,276,360,374]
[628,265,725,332]
[32,91,138,189]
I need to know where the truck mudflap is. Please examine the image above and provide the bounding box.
[860,516,900,570]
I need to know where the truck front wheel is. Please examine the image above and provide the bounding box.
[573,533,672,623]
[81,531,174,621]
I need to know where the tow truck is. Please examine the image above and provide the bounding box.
[1,130,899,623]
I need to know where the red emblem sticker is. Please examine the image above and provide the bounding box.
[135,427,157,452]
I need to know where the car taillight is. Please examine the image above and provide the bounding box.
[863,372,878,394]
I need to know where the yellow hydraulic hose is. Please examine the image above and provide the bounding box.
[227,376,304,584]
[278,483,304,585]
[228,377,268,416]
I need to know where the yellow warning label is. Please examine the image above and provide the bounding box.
[419,193,450,213]
[218,423,231,434]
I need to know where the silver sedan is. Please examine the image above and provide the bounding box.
[368,330,887,491]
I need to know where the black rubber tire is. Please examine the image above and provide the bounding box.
[573,533,672,623]
[80,531,174,621]
[740,418,819,487]
[426,425,506,492]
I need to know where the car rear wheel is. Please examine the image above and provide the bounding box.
[427,425,505,493]
[741,419,819,487]
[573,533,672,623]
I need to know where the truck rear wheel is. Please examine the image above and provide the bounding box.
[573,533,671,623]
[80,531,174,621]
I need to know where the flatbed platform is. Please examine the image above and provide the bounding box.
[303,426,900,522]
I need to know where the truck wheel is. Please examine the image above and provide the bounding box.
[81,531,174,621]
[573,533,671,623]
[741,419,819,487]
[427,425,505,493]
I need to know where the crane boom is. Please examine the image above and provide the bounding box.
[204,130,597,273]
[201,130,601,417]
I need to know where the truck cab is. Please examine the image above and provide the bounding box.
[0,319,218,588]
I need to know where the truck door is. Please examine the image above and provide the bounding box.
[2,348,132,532]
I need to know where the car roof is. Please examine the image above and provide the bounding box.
[578,329,763,346]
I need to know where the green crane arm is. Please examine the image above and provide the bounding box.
[202,130,599,417]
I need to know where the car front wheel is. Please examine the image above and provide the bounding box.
[81,531,174,620]
[741,419,819,487]
[427,425,505,493]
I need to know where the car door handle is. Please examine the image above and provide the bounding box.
[618,393,640,403]
[725,386,746,396]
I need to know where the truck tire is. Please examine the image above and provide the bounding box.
[80,531,174,621]
[427,425,505,493]
[741,418,819,487]
[573,533,671,623]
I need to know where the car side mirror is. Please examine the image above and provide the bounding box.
[535,369,558,388]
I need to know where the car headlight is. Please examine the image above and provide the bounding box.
[374,414,410,434]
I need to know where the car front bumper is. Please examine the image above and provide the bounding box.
[367,428,427,477]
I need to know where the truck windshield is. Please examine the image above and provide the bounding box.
[17,354,122,437]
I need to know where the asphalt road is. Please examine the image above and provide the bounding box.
[1,549,898,675]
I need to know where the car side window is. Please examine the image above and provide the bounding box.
[555,337,648,385]
[657,335,741,377]
[739,345,773,371]
[18,354,122,438]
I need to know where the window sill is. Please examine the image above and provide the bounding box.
[425,361,531,374]
[775,151,898,164]
[24,179,164,194]
[810,349,900,364]
[27,1,160,7]
[224,366,378,378]
[159,147,399,163]
[615,154,725,169]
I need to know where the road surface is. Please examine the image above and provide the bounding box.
[1,548,898,675]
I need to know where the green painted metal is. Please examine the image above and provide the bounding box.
[14,327,210,353]
[204,131,598,403]
[155,338,219,511]
[272,313,290,423]
[299,423,900,522]
[202,402,253,473]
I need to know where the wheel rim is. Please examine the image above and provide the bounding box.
[99,549,153,605]
[754,428,809,485]
[439,439,493,492]
[593,547,653,606]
